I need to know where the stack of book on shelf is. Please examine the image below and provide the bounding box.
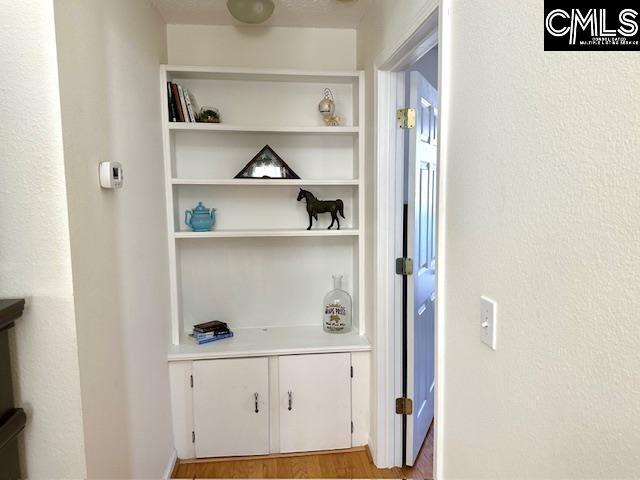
[189,320,234,345]
[167,81,197,123]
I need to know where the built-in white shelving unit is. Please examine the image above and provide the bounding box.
[161,66,368,358]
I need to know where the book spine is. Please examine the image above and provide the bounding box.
[194,321,228,329]
[196,332,234,344]
[167,82,177,122]
[171,83,185,122]
[192,330,231,338]
[193,327,229,333]
[194,330,231,339]
[184,90,196,122]
[177,85,190,123]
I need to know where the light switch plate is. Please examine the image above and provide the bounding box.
[480,296,497,350]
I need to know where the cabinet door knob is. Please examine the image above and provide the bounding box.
[254,392,259,413]
[287,390,293,411]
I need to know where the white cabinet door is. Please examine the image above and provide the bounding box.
[279,353,351,453]
[193,357,269,458]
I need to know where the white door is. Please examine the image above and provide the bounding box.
[279,353,351,453]
[406,71,438,466]
[193,357,269,457]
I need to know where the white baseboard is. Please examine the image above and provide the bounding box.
[163,448,178,480]
[368,437,378,467]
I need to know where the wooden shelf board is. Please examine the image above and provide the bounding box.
[172,179,360,186]
[175,229,359,239]
[167,123,359,134]
[168,325,371,362]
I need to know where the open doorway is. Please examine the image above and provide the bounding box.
[374,6,445,476]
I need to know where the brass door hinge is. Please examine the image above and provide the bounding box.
[396,257,414,276]
[397,108,416,129]
[396,397,413,415]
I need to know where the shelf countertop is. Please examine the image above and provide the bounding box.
[168,325,371,362]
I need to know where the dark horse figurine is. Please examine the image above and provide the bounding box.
[297,189,345,230]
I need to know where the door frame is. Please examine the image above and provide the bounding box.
[373,1,450,476]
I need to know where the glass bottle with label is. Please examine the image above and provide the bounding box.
[323,275,352,334]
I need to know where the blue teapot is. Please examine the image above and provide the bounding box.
[185,202,216,232]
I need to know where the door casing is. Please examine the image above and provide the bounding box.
[372,2,451,477]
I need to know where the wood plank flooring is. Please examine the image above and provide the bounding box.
[173,424,434,479]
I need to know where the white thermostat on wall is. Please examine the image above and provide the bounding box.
[99,162,123,189]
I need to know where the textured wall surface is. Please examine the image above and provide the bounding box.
[167,25,356,69]
[442,1,640,477]
[54,0,174,477]
[0,0,87,476]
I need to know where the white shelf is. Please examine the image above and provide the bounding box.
[175,229,359,239]
[168,326,371,362]
[165,65,361,84]
[172,179,360,186]
[168,123,359,135]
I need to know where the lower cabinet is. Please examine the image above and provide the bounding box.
[279,353,351,453]
[193,357,269,457]
[188,352,353,458]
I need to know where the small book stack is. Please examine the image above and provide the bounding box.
[166,82,197,123]
[190,320,234,345]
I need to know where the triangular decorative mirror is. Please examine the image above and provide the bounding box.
[234,145,300,179]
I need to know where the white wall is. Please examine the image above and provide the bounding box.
[0,0,87,477]
[167,24,356,69]
[359,0,640,477]
[441,1,640,477]
[54,0,174,477]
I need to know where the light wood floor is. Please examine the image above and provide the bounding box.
[173,424,434,479]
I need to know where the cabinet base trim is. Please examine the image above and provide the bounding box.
[179,446,367,464]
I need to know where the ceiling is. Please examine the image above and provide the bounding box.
[150,0,371,28]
